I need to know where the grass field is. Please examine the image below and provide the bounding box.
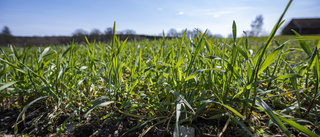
[1,1,320,136]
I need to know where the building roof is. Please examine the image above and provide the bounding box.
[281,18,320,35]
[291,18,320,29]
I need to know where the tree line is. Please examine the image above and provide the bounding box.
[0,14,265,46]
[0,26,229,47]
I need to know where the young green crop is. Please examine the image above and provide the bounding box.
[0,0,320,136]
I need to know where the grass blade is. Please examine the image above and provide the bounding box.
[38,47,50,63]
[15,95,52,134]
[278,115,319,137]
[85,101,115,117]
[0,81,17,91]
[258,42,286,75]
[292,29,312,56]
[227,113,253,136]
[221,104,243,119]
[255,97,291,137]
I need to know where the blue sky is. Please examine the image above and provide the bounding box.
[1,0,319,37]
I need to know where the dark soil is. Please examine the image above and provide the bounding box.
[0,107,20,134]
[0,105,171,137]
[0,105,253,137]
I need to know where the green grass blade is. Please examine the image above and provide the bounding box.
[234,45,248,60]
[303,41,320,77]
[0,81,18,91]
[18,60,49,85]
[305,41,320,115]
[262,86,314,100]
[202,100,243,119]
[138,119,167,137]
[292,30,312,56]
[112,21,116,54]
[185,68,221,81]
[173,103,182,137]
[232,20,237,44]
[227,113,253,136]
[258,42,286,74]
[221,104,243,119]
[276,73,302,79]
[117,37,128,55]
[175,57,185,69]
[186,32,205,75]
[251,0,292,84]
[15,95,52,134]
[38,47,50,63]
[56,112,76,136]
[10,45,19,60]
[278,115,319,137]
[0,58,26,74]
[294,36,320,41]
[85,101,115,117]
[61,46,71,58]
[255,97,291,137]
[231,20,237,65]
[122,116,166,137]
[168,88,195,114]
[179,29,187,58]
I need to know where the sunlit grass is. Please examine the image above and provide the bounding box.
[1,0,320,136]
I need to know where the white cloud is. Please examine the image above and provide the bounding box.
[195,7,251,18]
[209,11,231,18]
[178,11,184,15]
[194,9,231,18]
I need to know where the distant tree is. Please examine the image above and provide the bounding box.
[192,28,203,38]
[0,26,15,45]
[177,29,185,37]
[118,31,124,35]
[248,15,264,37]
[89,28,102,41]
[212,34,223,38]
[105,27,113,35]
[72,29,88,43]
[90,29,102,35]
[184,30,194,38]
[205,29,213,37]
[177,30,183,37]
[72,29,88,36]
[123,29,136,35]
[1,26,12,36]
[167,28,178,37]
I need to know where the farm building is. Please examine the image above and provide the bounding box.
[281,18,320,35]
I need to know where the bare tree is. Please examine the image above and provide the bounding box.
[212,34,223,38]
[1,26,12,36]
[123,29,136,35]
[89,28,102,41]
[192,28,203,38]
[72,29,88,36]
[248,15,264,37]
[90,29,102,35]
[167,28,178,37]
[72,29,88,43]
[0,26,15,45]
[185,30,194,38]
[104,27,113,35]
[206,29,213,37]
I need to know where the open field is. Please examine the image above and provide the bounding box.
[1,29,319,137]
[1,2,320,137]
